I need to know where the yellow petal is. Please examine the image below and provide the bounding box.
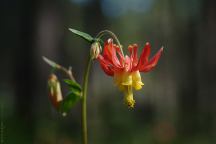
[132,71,144,90]
[114,72,133,91]
[114,73,124,91]
[133,81,144,90]
[121,72,132,86]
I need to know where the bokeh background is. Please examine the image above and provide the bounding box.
[1,0,216,143]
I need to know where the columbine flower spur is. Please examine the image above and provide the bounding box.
[97,38,163,108]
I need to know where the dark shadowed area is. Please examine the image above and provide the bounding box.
[1,0,216,143]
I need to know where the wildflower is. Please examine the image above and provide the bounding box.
[48,74,63,109]
[97,39,163,108]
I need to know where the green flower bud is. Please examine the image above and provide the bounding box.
[90,42,101,60]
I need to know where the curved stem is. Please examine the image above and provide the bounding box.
[96,30,124,56]
[82,56,92,144]
[42,56,76,81]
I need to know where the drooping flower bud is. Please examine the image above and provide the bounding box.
[90,42,101,60]
[48,74,63,109]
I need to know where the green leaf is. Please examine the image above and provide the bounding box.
[42,56,60,69]
[58,79,82,115]
[69,28,94,43]
[58,90,81,115]
[64,79,82,92]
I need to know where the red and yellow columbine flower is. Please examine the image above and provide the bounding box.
[97,38,163,108]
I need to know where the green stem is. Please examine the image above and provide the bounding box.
[82,56,92,144]
[96,30,124,56]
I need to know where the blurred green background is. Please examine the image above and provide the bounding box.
[1,0,216,143]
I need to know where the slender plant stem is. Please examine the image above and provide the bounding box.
[42,56,76,81]
[96,30,124,56]
[82,56,92,144]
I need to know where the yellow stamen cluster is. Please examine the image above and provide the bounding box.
[114,71,144,108]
